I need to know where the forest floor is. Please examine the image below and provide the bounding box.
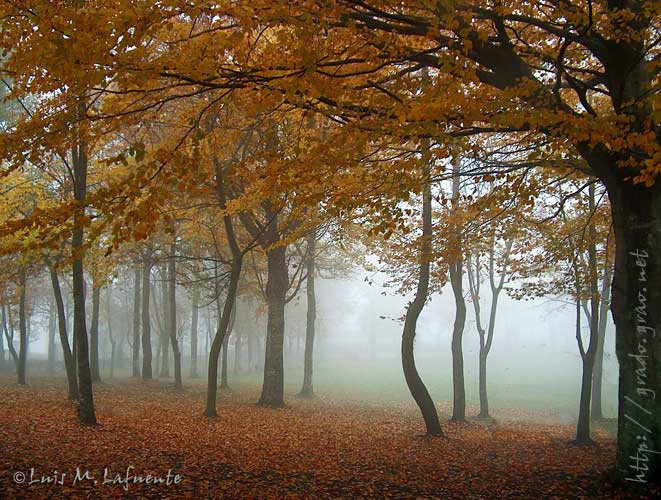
[0,376,654,499]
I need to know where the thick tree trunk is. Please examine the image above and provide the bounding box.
[190,286,199,378]
[71,130,96,425]
[49,267,78,400]
[258,245,288,407]
[606,178,661,482]
[90,285,101,383]
[402,156,442,436]
[132,266,141,377]
[141,252,153,380]
[17,270,28,386]
[592,264,612,420]
[299,231,316,398]
[168,241,182,389]
[47,297,56,375]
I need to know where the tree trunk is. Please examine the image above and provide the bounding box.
[132,266,141,377]
[141,251,153,380]
[233,328,241,374]
[258,245,287,407]
[605,177,661,482]
[2,303,18,370]
[47,296,56,375]
[190,286,199,378]
[0,309,5,371]
[160,263,170,378]
[90,285,101,383]
[298,231,317,398]
[449,156,466,423]
[168,241,182,389]
[205,260,241,416]
[49,267,78,400]
[401,154,443,436]
[71,121,96,425]
[17,270,28,386]
[591,264,612,420]
[478,339,488,418]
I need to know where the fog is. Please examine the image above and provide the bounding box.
[23,263,617,423]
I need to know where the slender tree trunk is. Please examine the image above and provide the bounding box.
[478,337,488,418]
[48,296,56,374]
[401,154,442,436]
[190,286,199,378]
[449,156,466,423]
[50,267,78,399]
[90,285,101,383]
[298,231,317,398]
[71,117,96,425]
[591,264,612,420]
[233,328,241,374]
[168,241,182,389]
[0,309,5,371]
[2,303,18,370]
[141,251,153,380]
[160,263,170,378]
[575,184,600,445]
[17,270,28,386]
[106,288,115,379]
[132,266,141,377]
[258,245,287,407]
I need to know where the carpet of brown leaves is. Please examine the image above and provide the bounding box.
[0,377,654,499]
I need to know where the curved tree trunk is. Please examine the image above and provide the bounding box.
[449,156,466,423]
[141,251,153,380]
[220,322,231,390]
[132,266,141,378]
[90,285,101,383]
[2,303,18,371]
[402,156,443,436]
[299,231,317,398]
[49,266,78,400]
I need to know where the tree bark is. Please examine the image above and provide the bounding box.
[71,115,96,425]
[591,263,612,420]
[141,250,153,380]
[449,156,466,423]
[2,303,18,370]
[190,285,199,378]
[401,153,443,436]
[132,266,141,377]
[168,241,182,389]
[159,263,170,378]
[220,315,231,390]
[0,309,5,371]
[17,270,28,386]
[603,176,661,482]
[47,296,56,375]
[258,244,287,407]
[298,231,317,398]
[90,285,101,383]
[49,266,78,400]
